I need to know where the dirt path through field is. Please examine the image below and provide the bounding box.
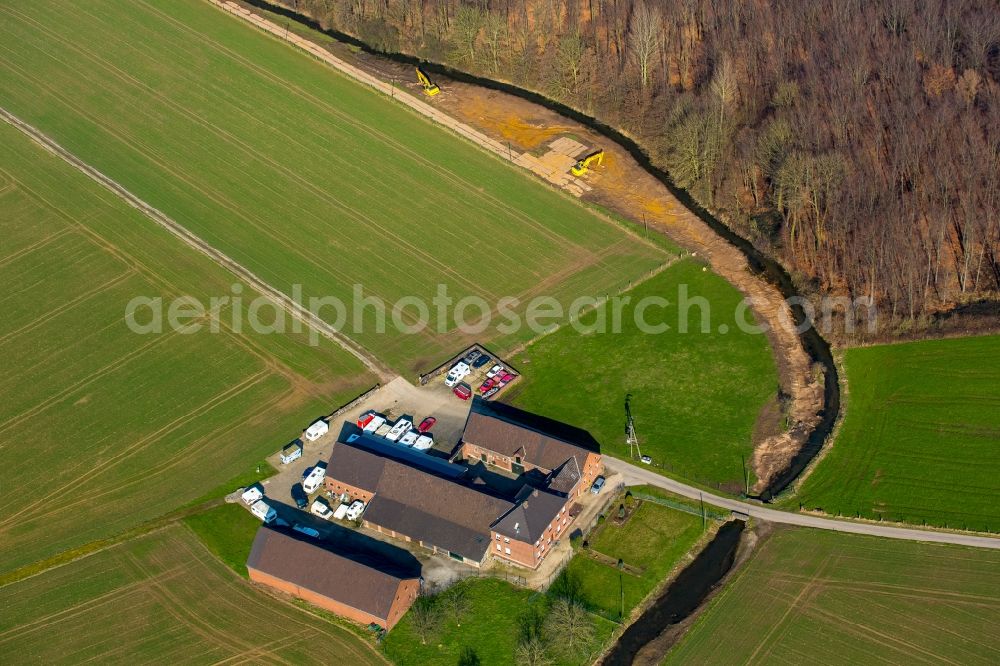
[0,107,392,382]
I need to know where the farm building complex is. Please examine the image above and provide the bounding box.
[325,397,602,569]
[247,396,602,628]
[247,527,420,630]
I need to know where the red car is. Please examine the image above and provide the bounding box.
[479,379,495,393]
[500,373,515,383]
[418,417,437,433]
[453,382,472,400]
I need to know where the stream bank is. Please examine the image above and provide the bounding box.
[599,520,747,665]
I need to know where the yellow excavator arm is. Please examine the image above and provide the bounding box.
[415,67,440,96]
[571,149,604,176]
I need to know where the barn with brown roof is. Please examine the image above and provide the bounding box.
[246,527,419,630]
[459,397,603,498]
[326,439,514,566]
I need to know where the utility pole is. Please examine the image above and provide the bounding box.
[642,213,648,237]
[741,455,749,496]
[391,76,395,98]
[625,394,639,459]
[700,492,706,530]
[617,559,625,620]
[507,140,513,161]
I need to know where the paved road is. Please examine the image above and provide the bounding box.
[604,458,1000,550]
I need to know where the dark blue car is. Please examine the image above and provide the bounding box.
[472,354,492,369]
[290,483,308,509]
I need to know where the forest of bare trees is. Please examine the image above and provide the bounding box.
[296,0,999,333]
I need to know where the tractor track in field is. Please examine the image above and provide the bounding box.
[0,107,394,383]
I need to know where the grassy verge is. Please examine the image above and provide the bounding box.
[383,578,615,666]
[563,489,707,620]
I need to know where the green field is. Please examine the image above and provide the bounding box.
[0,0,669,373]
[510,260,778,491]
[795,336,1000,530]
[0,123,373,573]
[0,524,384,665]
[564,487,706,619]
[183,503,262,578]
[665,527,1000,665]
[383,577,615,666]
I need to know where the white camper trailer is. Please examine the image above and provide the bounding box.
[250,500,277,523]
[303,419,329,442]
[302,465,326,494]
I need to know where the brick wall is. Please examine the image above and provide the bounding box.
[324,477,374,503]
[491,501,575,569]
[248,567,415,630]
[577,453,603,498]
[385,578,420,629]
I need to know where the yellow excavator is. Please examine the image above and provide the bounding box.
[416,67,440,96]
[571,149,604,176]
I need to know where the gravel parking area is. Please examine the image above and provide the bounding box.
[256,376,473,509]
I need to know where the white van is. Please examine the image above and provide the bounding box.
[444,362,471,387]
[345,500,366,521]
[413,434,434,451]
[363,415,386,433]
[241,485,263,505]
[333,502,350,520]
[398,431,419,447]
[311,499,333,519]
[250,500,277,523]
[302,465,326,494]
[385,419,412,442]
[303,419,329,442]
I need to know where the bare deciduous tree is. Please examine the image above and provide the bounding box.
[542,598,596,658]
[628,0,661,89]
[514,636,552,666]
[409,597,441,645]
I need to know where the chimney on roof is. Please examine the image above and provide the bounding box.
[514,522,520,533]
[532,489,539,497]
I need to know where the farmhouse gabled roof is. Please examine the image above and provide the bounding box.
[491,487,567,544]
[462,397,598,473]
[327,432,465,492]
[246,527,414,620]
[547,456,582,495]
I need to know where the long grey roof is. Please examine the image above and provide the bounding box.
[328,441,513,561]
[246,527,414,620]
[462,397,596,473]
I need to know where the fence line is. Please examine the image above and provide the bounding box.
[630,491,728,521]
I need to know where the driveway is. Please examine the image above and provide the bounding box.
[604,458,1000,550]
